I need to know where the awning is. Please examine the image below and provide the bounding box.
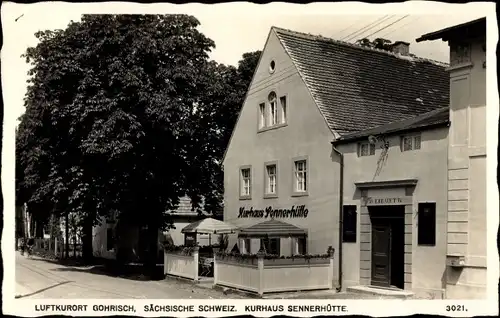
[181,218,239,235]
[238,219,307,238]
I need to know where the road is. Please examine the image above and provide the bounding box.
[15,252,239,299]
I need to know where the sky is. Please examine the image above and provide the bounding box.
[1,2,493,125]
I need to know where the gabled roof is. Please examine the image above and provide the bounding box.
[166,196,213,217]
[273,27,450,135]
[238,219,307,238]
[333,107,450,144]
[416,17,486,43]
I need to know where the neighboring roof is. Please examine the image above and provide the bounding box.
[166,196,213,217]
[416,17,486,43]
[333,107,450,144]
[238,219,307,238]
[273,27,450,135]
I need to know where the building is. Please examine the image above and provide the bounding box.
[417,17,487,299]
[222,27,449,289]
[92,196,213,261]
[332,107,450,299]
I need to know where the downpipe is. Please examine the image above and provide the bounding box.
[331,143,344,292]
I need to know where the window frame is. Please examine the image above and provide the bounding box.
[417,202,437,246]
[401,134,422,152]
[292,156,309,197]
[358,142,376,157]
[342,205,358,243]
[257,91,288,133]
[268,92,278,127]
[261,237,280,255]
[239,165,252,200]
[258,102,266,130]
[279,94,288,124]
[264,161,279,198]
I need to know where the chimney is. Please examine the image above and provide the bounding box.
[391,41,410,56]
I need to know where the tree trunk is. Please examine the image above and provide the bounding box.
[81,217,93,261]
[65,213,69,258]
[145,220,159,279]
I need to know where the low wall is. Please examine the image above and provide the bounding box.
[215,255,260,293]
[214,251,334,295]
[262,258,332,293]
[164,249,199,281]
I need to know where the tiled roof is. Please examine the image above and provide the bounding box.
[239,219,307,238]
[333,107,450,143]
[273,27,450,135]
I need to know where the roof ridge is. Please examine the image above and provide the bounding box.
[272,26,449,67]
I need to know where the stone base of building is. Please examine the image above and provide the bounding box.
[445,266,487,299]
[445,283,487,299]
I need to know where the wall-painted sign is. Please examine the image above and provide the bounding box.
[238,205,309,218]
[361,196,412,207]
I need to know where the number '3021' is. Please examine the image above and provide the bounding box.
[446,305,467,311]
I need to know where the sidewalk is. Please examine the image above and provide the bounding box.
[15,282,33,298]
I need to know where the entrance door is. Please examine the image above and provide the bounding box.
[371,223,391,287]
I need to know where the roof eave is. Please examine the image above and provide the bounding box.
[416,17,486,43]
[331,121,450,145]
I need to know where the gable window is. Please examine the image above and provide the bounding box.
[358,142,376,157]
[258,103,266,129]
[293,159,308,194]
[265,164,277,196]
[342,205,357,243]
[240,167,252,199]
[417,202,436,246]
[401,135,421,152]
[280,96,287,124]
[268,92,278,126]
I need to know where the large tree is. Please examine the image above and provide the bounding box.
[17,14,216,270]
[16,14,261,272]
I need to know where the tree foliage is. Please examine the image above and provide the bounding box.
[356,37,393,51]
[16,14,261,265]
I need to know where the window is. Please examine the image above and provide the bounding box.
[296,237,307,255]
[106,228,114,251]
[358,142,376,157]
[259,103,266,129]
[240,167,251,198]
[402,135,421,152]
[417,202,436,246]
[244,239,251,254]
[342,205,357,243]
[265,164,277,195]
[184,233,196,247]
[294,160,307,193]
[280,96,287,124]
[268,92,278,126]
[269,60,276,73]
[261,237,280,255]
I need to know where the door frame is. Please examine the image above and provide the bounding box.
[370,221,392,287]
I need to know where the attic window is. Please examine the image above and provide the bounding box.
[269,60,276,73]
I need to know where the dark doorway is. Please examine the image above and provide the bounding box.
[369,206,405,289]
